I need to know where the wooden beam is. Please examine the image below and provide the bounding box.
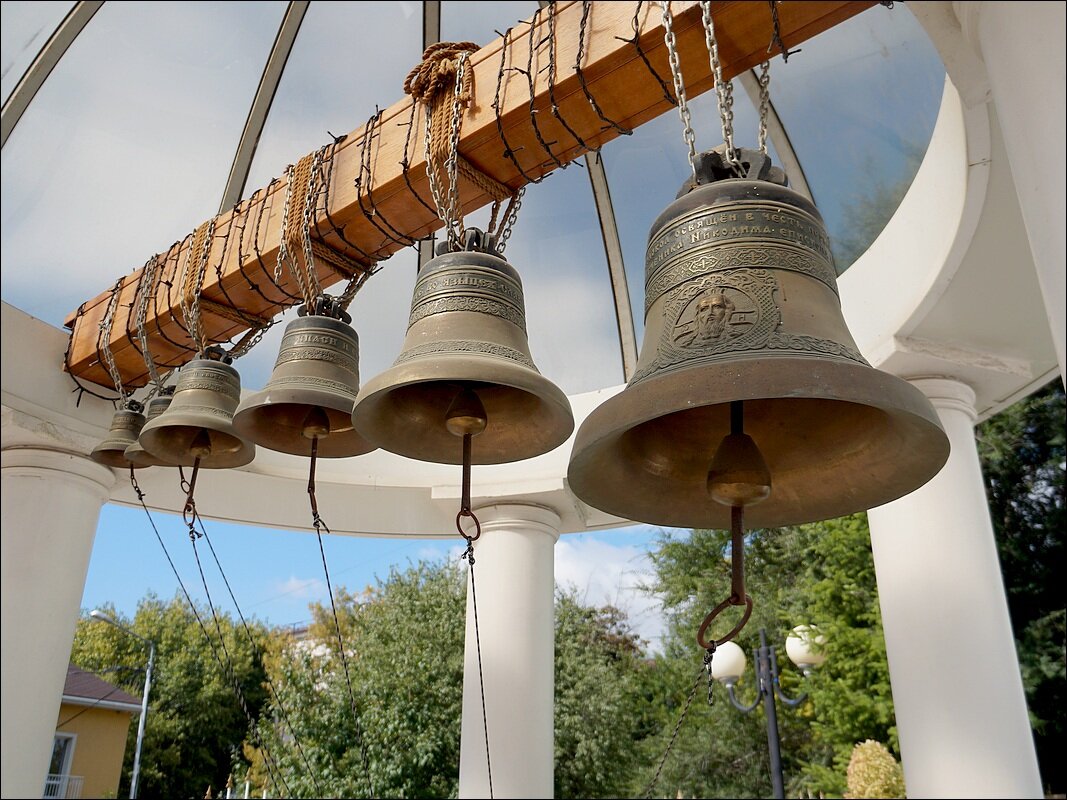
[65,0,875,388]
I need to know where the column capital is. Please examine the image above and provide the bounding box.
[472,503,562,542]
[908,377,977,422]
[1,445,116,499]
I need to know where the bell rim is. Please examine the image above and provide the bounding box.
[233,390,376,459]
[139,415,256,469]
[123,442,178,468]
[567,357,950,529]
[352,356,574,465]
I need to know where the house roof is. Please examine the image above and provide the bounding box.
[63,663,141,711]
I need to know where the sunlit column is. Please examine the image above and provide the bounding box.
[956,0,1066,380]
[1,446,115,798]
[459,504,559,799]
[867,378,1041,798]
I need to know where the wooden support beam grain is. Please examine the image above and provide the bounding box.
[65,0,874,389]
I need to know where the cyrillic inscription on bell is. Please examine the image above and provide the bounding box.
[352,229,573,465]
[568,149,949,529]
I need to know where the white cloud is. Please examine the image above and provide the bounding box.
[554,538,666,653]
[273,575,327,602]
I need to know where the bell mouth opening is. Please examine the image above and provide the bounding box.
[576,395,943,529]
[148,426,244,460]
[248,403,356,439]
[355,378,572,465]
[90,445,138,468]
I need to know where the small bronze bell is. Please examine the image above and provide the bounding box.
[233,299,376,458]
[123,389,176,468]
[139,350,255,469]
[352,229,573,464]
[91,401,147,468]
[568,149,949,529]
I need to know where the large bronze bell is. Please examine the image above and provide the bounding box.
[90,402,147,468]
[139,352,255,468]
[233,300,376,458]
[123,389,176,468]
[568,149,949,529]
[352,230,574,464]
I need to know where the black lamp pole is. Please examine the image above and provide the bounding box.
[723,628,809,800]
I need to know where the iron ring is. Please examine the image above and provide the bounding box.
[456,508,482,542]
[696,593,754,649]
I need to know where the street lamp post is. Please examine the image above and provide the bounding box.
[89,610,155,800]
[711,626,826,799]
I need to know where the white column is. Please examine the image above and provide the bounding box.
[957,1,1067,379]
[459,504,560,799]
[867,378,1041,798]
[1,447,115,798]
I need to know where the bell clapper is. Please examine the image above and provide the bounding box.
[301,406,332,441]
[445,387,489,535]
[697,401,771,649]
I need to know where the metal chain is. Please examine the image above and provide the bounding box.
[496,187,525,253]
[275,165,297,287]
[134,255,164,392]
[756,60,771,154]
[98,277,128,402]
[300,145,329,301]
[700,0,743,173]
[660,1,698,182]
[423,52,469,251]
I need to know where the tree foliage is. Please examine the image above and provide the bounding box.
[70,594,269,800]
[976,379,1065,794]
[641,516,895,799]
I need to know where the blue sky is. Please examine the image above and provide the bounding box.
[83,501,673,649]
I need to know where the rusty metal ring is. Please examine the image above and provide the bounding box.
[696,594,754,649]
[456,508,482,542]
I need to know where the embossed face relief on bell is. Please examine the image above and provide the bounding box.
[233,311,376,458]
[568,152,949,529]
[352,234,574,465]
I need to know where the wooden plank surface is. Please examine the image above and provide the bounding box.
[65,0,875,388]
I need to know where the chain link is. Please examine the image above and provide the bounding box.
[275,165,297,287]
[660,1,698,182]
[98,277,128,402]
[299,145,328,301]
[700,0,743,174]
[756,60,771,154]
[188,218,216,356]
[134,255,164,392]
[496,187,525,253]
[423,52,470,252]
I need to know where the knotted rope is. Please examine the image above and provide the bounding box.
[404,42,513,207]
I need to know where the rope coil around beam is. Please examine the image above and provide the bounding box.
[405,42,514,205]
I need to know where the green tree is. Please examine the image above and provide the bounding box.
[976,379,1065,794]
[70,594,270,800]
[640,516,896,799]
[256,560,655,799]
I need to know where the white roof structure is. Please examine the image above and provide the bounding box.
[1,2,1063,798]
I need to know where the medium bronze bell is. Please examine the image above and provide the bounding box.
[568,149,949,529]
[233,301,376,458]
[123,389,176,468]
[91,402,147,468]
[352,230,574,464]
[139,352,255,468]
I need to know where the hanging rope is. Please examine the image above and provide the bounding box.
[306,437,375,797]
[455,431,494,799]
[132,468,291,797]
[642,645,717,799]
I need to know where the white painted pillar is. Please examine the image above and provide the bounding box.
[957,1,1067,380]
[458,504,560,799]
[867,378,1041,798]
[1,447,115,798]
